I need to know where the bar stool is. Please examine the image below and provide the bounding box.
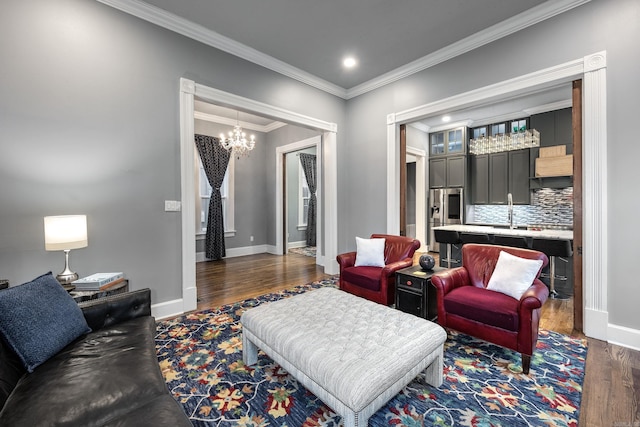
[434,229,461,268]
[531,238,573,299]
[493,235,530,249]
[459,232,492,245]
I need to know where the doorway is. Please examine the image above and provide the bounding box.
[386,52,608,341]
[279,136,322,266]
[176,79,338,317]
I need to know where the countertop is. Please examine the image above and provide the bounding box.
[433,224,573,240]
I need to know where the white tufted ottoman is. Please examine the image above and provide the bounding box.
[241,287,447,427]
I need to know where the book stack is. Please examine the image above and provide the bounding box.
[72,272,125,291]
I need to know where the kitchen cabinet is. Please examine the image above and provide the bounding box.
[470,155,489,204]
[489,152,508,204]
[469,150,529,204]
[509,149,531,203]
[529,108,573,189]
[429,127,466,157]
[430,156,466,188]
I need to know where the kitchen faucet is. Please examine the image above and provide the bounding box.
[507,193,514,229]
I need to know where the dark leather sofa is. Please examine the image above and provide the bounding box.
[0,289,191,426]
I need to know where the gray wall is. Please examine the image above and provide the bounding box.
[1,0,639,333]
[0,0,344,304]
[341,0,640,330]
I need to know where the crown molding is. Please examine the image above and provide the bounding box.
[96,0,347,98]
[523,99,573,115]
[99,0,590,100]
[345,0,591,99]
[193,111,287,133]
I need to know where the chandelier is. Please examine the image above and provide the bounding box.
[219,112,255,157]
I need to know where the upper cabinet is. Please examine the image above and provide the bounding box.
[429,127,466,157]
[529,108,573,189]
[429,126,467,189]
[468,117,532,204]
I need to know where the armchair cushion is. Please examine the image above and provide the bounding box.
[444,286,519,331]
[341,266,383,292]
[354,237,386,267]
[487,251,544,300]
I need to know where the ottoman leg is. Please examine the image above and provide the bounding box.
[242,332,258,366]
[423,346,444,387]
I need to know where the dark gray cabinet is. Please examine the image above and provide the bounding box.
[489,152,508,204]
[529,108,573,189]
[470,155,489,204]
[509,149,531,204]
[469,150,529,204]
[429,156,466,188]
[429,158,446,188]
[530,108,572,150]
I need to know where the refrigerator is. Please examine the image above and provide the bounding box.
[428,188,463,253]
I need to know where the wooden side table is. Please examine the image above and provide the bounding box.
[395,265,447,321]
[71,280,129,303]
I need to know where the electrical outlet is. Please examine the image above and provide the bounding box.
[250,235,254,242]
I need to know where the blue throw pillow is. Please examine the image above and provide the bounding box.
[0,272,91,372]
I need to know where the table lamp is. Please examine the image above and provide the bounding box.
[44,215,88,284]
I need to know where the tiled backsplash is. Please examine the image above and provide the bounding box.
[469,187,573,226]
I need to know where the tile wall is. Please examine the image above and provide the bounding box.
[469,187,573,227]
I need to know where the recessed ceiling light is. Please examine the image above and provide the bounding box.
[442,115,451,122]
[343,56,357,69]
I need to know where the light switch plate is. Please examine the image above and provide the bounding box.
[164,200,182,211]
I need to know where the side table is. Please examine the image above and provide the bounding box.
[395,265,447,321]
[70,280,129,303]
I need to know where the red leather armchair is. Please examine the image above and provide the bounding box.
[431,243,549,374]
[336,234,420,305]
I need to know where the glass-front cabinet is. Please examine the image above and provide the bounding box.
[429,126,466,157]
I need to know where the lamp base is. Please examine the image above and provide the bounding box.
[56,249,79,285]
[56,271,79,285]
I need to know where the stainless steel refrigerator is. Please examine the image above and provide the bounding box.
[428,188,463,252]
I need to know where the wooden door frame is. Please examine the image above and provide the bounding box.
[572,79,584,332]
[400,125,407,236]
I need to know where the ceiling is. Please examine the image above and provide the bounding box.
[101,0,589,98]
[99,1,584,129]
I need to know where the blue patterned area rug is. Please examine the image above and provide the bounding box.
[155,278,587,426]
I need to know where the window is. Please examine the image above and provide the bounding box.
[298,162,310,228]
[196,154,235,236]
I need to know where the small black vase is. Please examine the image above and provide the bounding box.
[419,254,435,271]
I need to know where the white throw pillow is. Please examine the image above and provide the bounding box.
[487,250,544,300]
[354,237,386,267]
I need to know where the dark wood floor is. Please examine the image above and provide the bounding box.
[196,252,640,426]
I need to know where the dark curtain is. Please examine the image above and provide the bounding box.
[195,134,231,260]
[299,153,317,246]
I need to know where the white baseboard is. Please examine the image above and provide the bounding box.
[288,240,306,249]
[152,298,185,320]
[197,244,270,262]
[607,323,640,351]
[584,307,608,341]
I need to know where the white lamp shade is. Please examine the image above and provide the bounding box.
[44,215,88,251]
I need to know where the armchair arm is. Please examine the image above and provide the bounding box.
[430,267,470,296]
[518,279,550,310]
[336,251,357,269]
[381,258,414,276]
[431,267,470,328]
[79,288,152,332]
